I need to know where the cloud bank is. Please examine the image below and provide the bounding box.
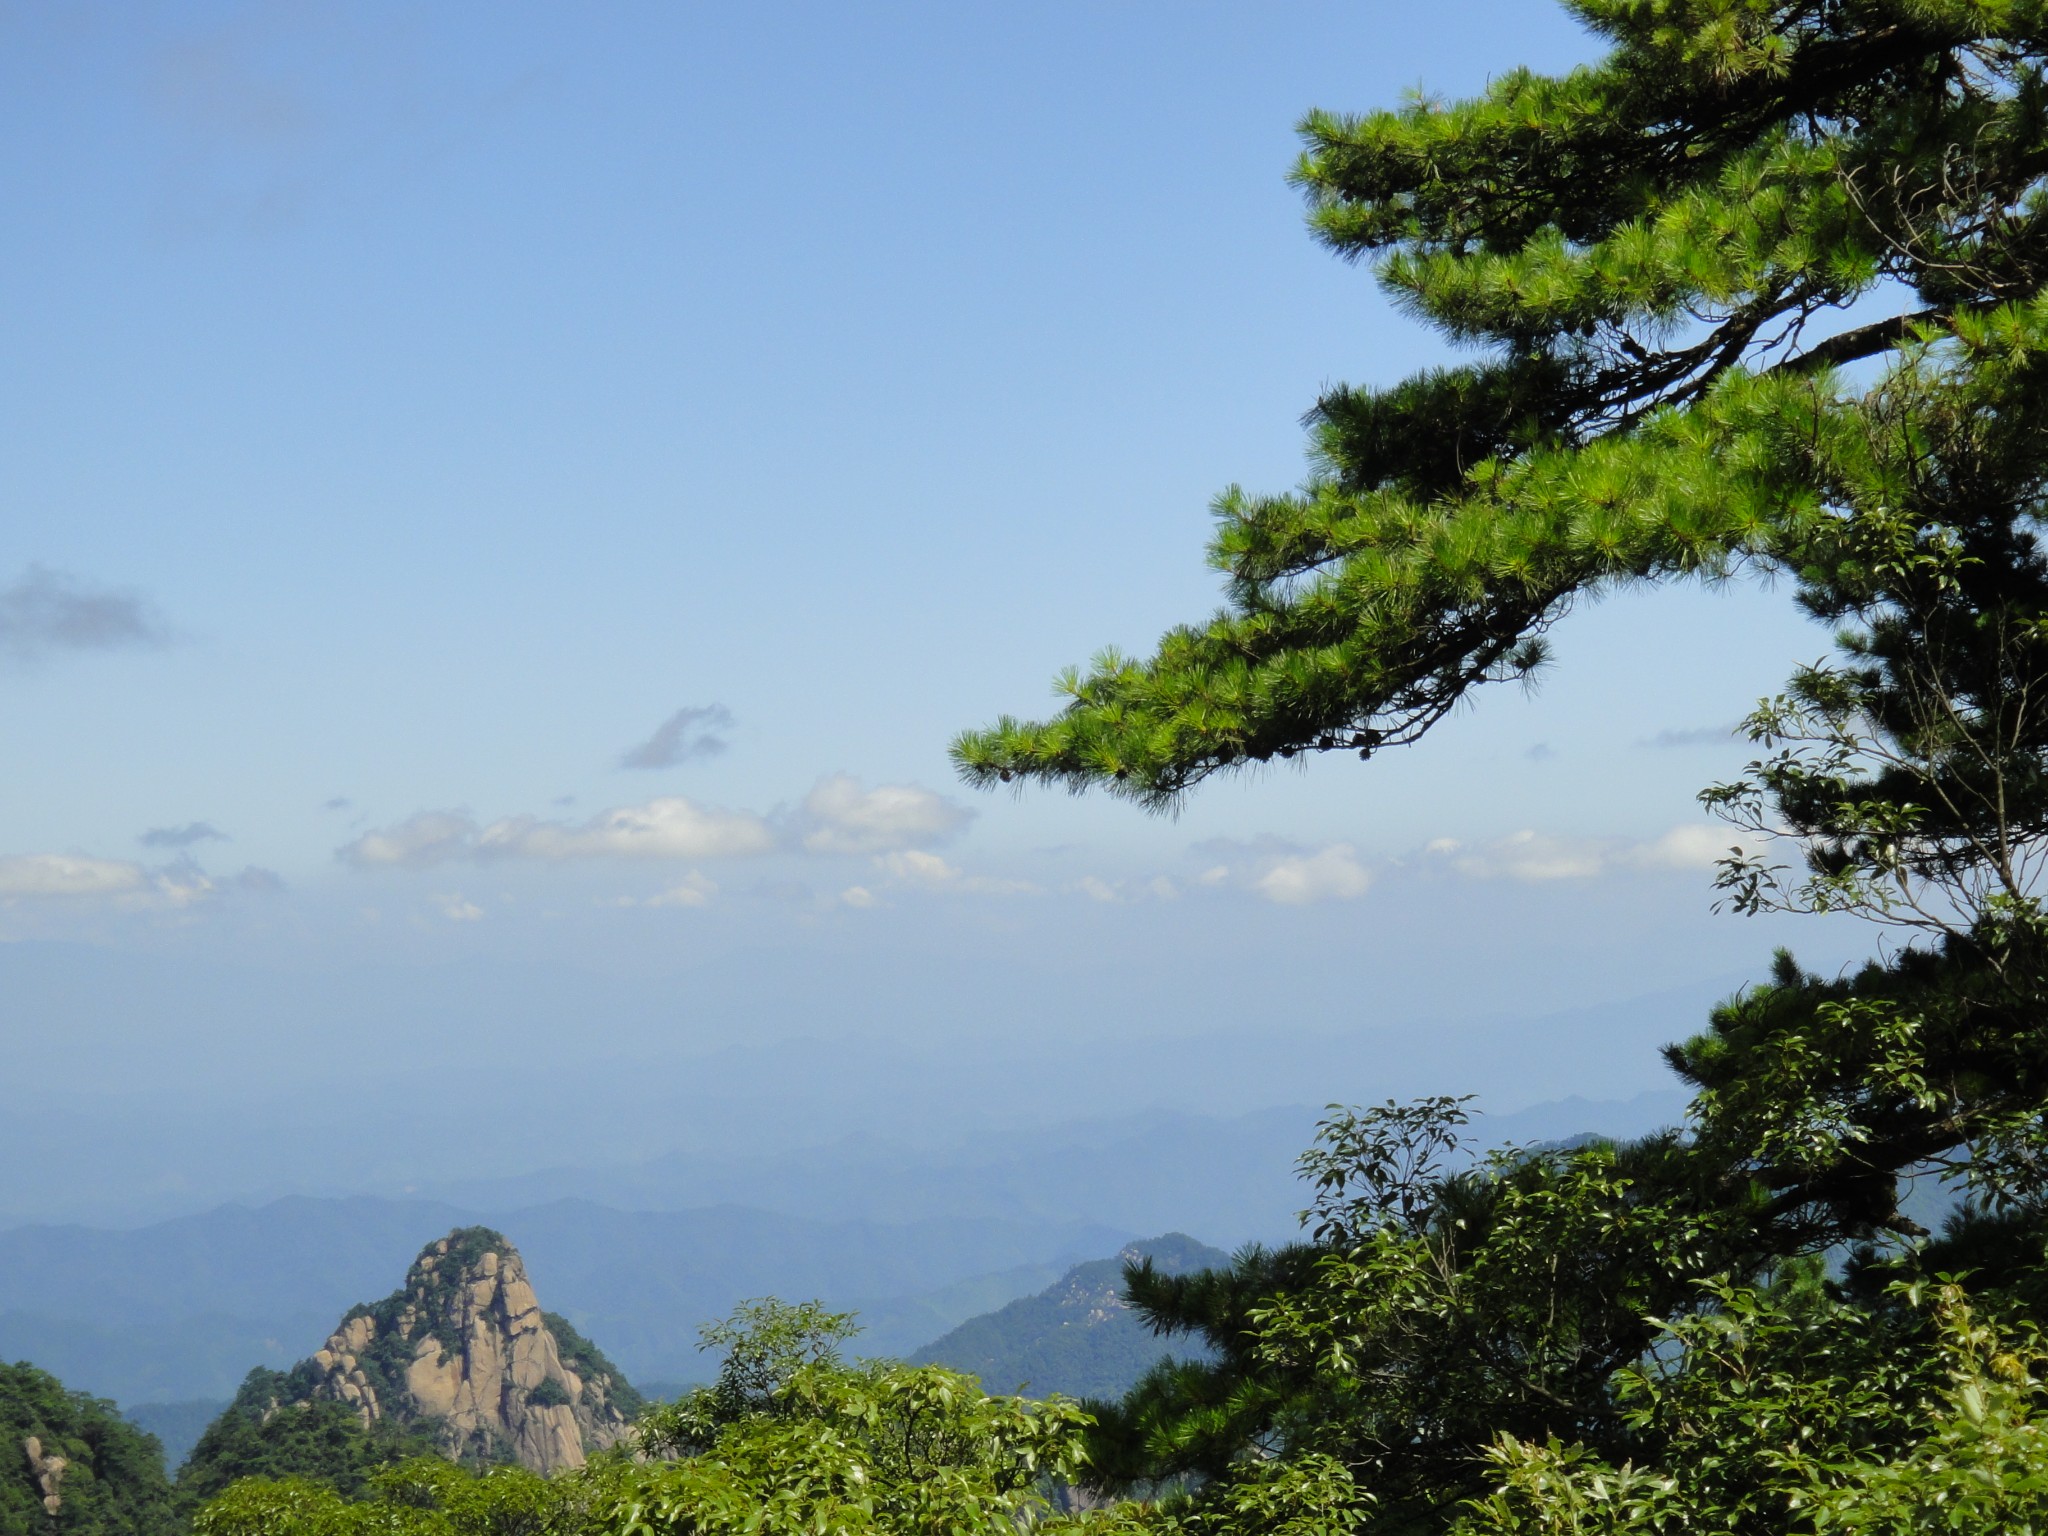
[799,776,971,855]
[341,797,775,869]
[1253,844,1374,905]
[343,777,970,872]
[0,854,148,898]
[1187,838,1376,906]
[1424,825,1733,882]
[1176,823,1740,906]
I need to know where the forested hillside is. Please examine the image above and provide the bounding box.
[0,1362,176,1536]
[912,1235,1227,1399]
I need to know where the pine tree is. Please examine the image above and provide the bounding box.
[954,4,2048,1530]
[956,0,2048,809]
[954,0,2048,1275]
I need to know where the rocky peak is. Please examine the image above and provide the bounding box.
[291,1226,639,1473]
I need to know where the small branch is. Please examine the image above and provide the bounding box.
[1769,308,1949,376]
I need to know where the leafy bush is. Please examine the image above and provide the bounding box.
[523,1379,570,1410]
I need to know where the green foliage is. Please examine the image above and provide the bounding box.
[954,0,2048,809]
[194,1302,1094,1536]
[1461,1281,2048,1533]
[1296,1098,1476,1242]
[1083,1106,1736,1527]
[1060,1454,1371,1536]
[177,1376,442,1507]
[638,1297,860,1453]
[0,1361,178,1536]
[538,1315,641,1423]
[190,1458,604,1536]
[613,1362,1091,1536]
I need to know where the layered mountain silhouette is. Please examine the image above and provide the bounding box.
[913,1233,1228,1399]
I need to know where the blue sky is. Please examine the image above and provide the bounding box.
[0,2,1870,1215]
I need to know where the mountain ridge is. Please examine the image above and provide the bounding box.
[913,1234,1231,1401]
[0,1199,1125,1405]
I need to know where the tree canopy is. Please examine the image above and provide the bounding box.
[0,1361,178,1536]
[192,1303,1092,1536]
[954,0,2048,811]
[951,2,2048,1533]
[175,1369,442,1510]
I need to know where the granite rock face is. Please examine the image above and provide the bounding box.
[286,1227,637,1472]
[22,1435,65,1515]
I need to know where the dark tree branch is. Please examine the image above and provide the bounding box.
[1772,308,1950,376]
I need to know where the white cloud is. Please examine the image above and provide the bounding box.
[641,872,718,908]
[341,810,478,868]
[877,849,958,885]
[1252,844,1373,905]
[0,854,149,898]
[434,893,483,922]
[1073,874,1182,904]
[342,797,773,868]
[800,775,972,855]
[154,867,215,907]
[871,848,1038,897]
[1426,824,1735,882]
[1621,824,1732,872]
[479,799,772,861]
[1429,829,1605,882]
[839,885,879,909]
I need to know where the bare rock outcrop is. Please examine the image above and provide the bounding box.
[287,1227,639,1473]
[21,1435,65,1515]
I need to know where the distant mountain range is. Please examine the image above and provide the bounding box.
[395,1090,1693,1245]
[0,1088,1692,1413]
[0,1197,1122,1405]
[913,1234,1229,1400]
